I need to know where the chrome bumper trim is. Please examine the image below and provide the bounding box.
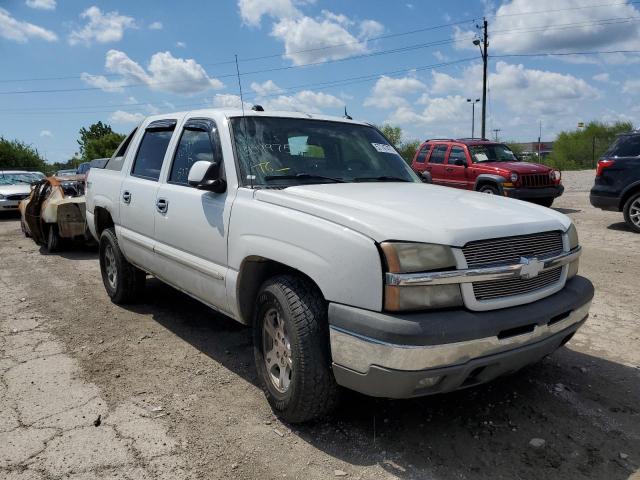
[330,301,590,374]
[386,246,581,287]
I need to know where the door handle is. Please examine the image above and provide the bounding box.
[445,167,454,172]
[122,191,131,204]
[156,198,169,214]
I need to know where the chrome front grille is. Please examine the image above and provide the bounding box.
[462,231,564,268]
[463,231,565,302]
[521,173,552,188]
[6,194,28,201]
[473,267,562,300]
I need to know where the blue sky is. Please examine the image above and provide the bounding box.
[1,0,639,163]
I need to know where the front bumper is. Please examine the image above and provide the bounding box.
[329,276,593,398]
[503,184,564,199]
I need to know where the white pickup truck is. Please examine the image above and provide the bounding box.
[86,108,593,423]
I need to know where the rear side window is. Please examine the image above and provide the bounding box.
[415,145,430,163]
[605,135,640,157]
[131,124,175,181]
[429,145,448,164]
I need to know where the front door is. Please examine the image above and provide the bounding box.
[444,145,470,189]
[118,120,177,271]
[153,118,233,313]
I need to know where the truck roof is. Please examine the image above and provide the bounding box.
[139,108,371,127]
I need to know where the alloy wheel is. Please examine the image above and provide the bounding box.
[262,307,293,393]
[104,245,118,289]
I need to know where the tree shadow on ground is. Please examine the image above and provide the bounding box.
[122,279,639,480]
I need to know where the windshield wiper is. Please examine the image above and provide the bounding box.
[264,173,345,183]
[352,176,411,183]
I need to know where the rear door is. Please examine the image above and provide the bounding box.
[118,119,177,272]
[152,117,233,313]
[444,145,471,189]
[425,144,449,186]
[411,144,432,175]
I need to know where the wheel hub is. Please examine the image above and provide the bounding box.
[104,245,117,289]
[630,199,640,227]
[262,308,292,393]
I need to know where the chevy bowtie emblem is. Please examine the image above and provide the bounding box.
[519,256,543,279]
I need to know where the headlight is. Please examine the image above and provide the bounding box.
[549,169,561,181]
[510,172,519,183]
[380,242,456,273]
[0,194,5,200]
[381,242,462,311]
[566,224,579,279]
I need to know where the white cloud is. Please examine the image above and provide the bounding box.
[39,129,53,137]
[211,93,251,109]
[363,75,427,109]
[262,90,344,113]
[238,0,300,26]
[25,0,56,10]
[0,8,57,42]
[238,0,384,65]
[110,110,144,124]
[250,79,284,96]
[82,49,224,95]
[455,0,640,55]
[623,79,640,94]
[68,6,136,45]
[592,73,610,83]
[148,21,163,30]
[176,41,186,48]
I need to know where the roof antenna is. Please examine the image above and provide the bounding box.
[343,106,352,120]
[235,54,254,189]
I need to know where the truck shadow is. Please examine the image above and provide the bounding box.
[0,211,21,222]
[607,221,635,233]
[134,279,640,480]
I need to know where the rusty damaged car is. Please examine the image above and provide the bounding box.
[19,175,91,252]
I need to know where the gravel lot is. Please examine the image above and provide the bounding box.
[1,170,639,480]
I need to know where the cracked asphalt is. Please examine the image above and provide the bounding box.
[0,170,639,479]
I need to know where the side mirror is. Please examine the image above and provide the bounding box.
[420,171,432,183]
[188,160,226,193]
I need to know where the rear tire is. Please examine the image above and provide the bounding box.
[253,274,339,423]
[623,192,640,233]
[478,184,500,195]
[45,224,60,253]
[99,228,146,304]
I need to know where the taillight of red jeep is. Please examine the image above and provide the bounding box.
[596,159,615,177]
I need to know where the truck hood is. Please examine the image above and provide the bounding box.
[254,183,571,247]
[0,184,32,195]
[477,162,551,174]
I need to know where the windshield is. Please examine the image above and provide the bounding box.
[0,173,42,185]
[469,144,518,163]
[231,117,418,187]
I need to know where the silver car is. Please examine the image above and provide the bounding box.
[0,171,45,211]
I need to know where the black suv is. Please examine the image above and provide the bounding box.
[590,131,640,232]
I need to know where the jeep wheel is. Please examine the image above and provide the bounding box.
[623,192,640,233]
[478,184,499,195]
[45,224,61,253]
[99,228,146,304]
[532,197,554,208]
[253,275,339,423]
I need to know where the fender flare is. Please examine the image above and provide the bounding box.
[619,179,640,209]
[474,174,507,194]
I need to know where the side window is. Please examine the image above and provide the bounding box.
[131,125,175,181]
[105,127,137,172]
[447,146,467,165]
[415,145,430,163]
[429,145,448,164]
[170,129,215,185]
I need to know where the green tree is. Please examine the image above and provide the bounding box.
[548,121,633,170]
[0,137,47,172]
[377,124,420,164]
[77,121,125,162]
[506,142,524,158]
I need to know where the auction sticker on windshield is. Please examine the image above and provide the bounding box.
[371,143,397,154]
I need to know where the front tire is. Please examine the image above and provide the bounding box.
[478,184,500,195]
[532,197,554,208]
[99,228,146,304]
[623,192,640,233]
[253,275,339,423]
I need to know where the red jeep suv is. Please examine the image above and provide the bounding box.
[411,139,563,207]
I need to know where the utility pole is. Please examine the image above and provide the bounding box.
[467,98,480,138]
[538,120,542,158]
[473,19,489,139]
[492,128,501,141]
